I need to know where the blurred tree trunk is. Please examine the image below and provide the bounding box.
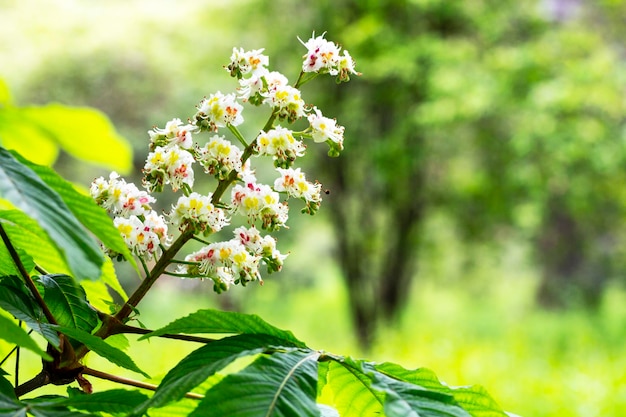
[535,197,610,308]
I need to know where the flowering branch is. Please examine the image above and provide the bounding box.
[87,32,358,324]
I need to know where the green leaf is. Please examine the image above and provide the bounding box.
[0,373,15,398]
[0,210,73,277]
[375,363,507,417]
[135,334,299,414]
[59,389,148,416]
[0,105,132,173]
[139,309,305,347]
[53,326,148,378]
[16,155,136,272]
[0,147,104,281]
[37,274,98,334]
[0,314,52,361]
[0,275,59,348]
[0,244,34,277]
[369,371,470,417]
[190,349,320,417]
[323,357,384,417]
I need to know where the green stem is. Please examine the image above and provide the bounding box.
[227,124,248,148]
[0,223,57,325]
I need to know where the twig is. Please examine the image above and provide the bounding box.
[82,367,204,400]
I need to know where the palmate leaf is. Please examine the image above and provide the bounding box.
[0,395,100,417]
[133,334,300,414]
[190,349,320,417]
[53,326,148,378]
[139,309,304,347]
[0,275,59,348]
[0,147,104,281]
[0,314,52,361]
[37,274,98,334]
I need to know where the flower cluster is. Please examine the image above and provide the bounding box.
[180,226,286,293]
[300,32,359,82]
[90,173,168,259]
[91,33,357,292]
[255,126,306,168]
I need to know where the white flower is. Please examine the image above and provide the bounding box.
[195,92,244,131]
[170,192,229,233]
[227,47,269,77]
[231,180,288,230]
[255,126,306,168]
[300,32,341,73]
[91,172,155,217]
[274,167,322,203]
[300,33,359,82]
[148,118,196,150]
[114,211,169,258]
[307,107,345,145]
[263,84,306,122]
[143,145,195,192]
[197,135,243,180]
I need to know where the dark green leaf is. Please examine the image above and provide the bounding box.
[0,147,104,281]
[0,314,52,361]
[190,349,319,417]
[0,374,15,399]
[369,371,470,417]
[53,326,148,378]
[375,362,507,417]
[134,334,299,414]
[0,275,59,348]
[37,274,98,334]
[139,309,304,347]
[58,389,148,416]
[16,154,136,272]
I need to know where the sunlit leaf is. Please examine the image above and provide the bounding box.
[139,309,304,347]
[53,326,148,378]
[0,147,104,281]
[323,357,384,417]
[0,245,34,277]
[0,314,52,361]
[37,274,98,334]
[190,349,319,417]
[0,109,59,166]
[0,105,132,173]
[134,334,299,414]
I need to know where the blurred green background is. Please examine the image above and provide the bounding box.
[1,0,625,416]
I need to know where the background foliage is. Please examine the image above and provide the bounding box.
[0,0,625,416]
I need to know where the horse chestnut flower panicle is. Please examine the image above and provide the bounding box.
[90,34,357,292]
